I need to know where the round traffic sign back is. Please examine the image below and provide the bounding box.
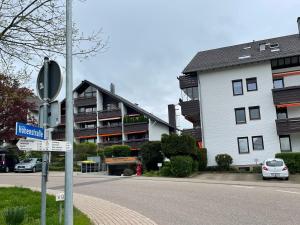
[37,60,62,101]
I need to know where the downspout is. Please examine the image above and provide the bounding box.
[197,73,205,147]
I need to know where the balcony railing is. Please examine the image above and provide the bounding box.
[98,108,122,120]
[179,75,198,89]
[74,96,96,107]
[125,138,148,149]
[276,117,300,135]
[272,86,300,105]
[98,125,122,135]
[181,128,202,141]
[124,122,148,134]
[74,128,97,137]
[74,112,97,123]
[179,100,200,124]
[100,140,122,146]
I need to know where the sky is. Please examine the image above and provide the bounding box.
[49,0,300,129]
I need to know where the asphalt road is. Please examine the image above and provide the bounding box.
[0,172,300,225]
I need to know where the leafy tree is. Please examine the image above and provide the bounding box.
[161,133,198,158]
[0,0,107,76]
[0,74,35,141]
[140,141,163,171]
[74,142,97,162]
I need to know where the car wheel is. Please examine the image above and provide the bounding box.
[32,167,36,173]
[286,177,289,181]
[262,176,267,180]
[5,167,9,173]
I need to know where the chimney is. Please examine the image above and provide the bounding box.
[110,83,115,94]
[297,17,300,36]
[168,104,177,131]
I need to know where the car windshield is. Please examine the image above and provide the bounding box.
[266,160,283,167]
[22,159,34,163]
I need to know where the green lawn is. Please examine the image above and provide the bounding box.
[0,187,92,225]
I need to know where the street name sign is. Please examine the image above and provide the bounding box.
[16,122,45,140]
[16,139,71,152]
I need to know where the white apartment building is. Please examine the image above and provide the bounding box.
[179,18,300,168]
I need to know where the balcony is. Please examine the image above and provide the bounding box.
[272,86,300,105]
[100,140,122,146]
[74,128,97,138]
[179,75,198,89]
[182,128,202,141]
[179,100,200,123]
[98,125,122,135]
[125,138,148,149]
[74,112,97,123]
[124,122,148,134]
[276,117,300,135]
[52,131,65,140]
[98,109,122,120]
[74,96,96,107]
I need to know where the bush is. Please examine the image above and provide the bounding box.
[143,170,160,177]
[197,148,207,171]
[123,168,134,176]
[170,156,193,177]
[275,152,300,173]
[103,146,113,157]
[74,142,97,161]
[111,145,131,157]
[192,160,199,172]
[161,133,198,158]
[124,115,148,124]
[140,141,163,171]
[160,162,173,177]
[252,166,262,173]
[215,154,233,170]
[3,206,25,225]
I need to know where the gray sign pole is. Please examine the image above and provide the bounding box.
[41,57,49,225]
[65,0,74,224]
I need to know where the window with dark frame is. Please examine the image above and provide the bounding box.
[238,137,249,154]
[235,108,246,124]
[279,135,292,152]
[252,136,264,150]
[273,78,284,89]
[276,107,288,119]
[232,80,243,96]
[249,106,261,120]
[246,78,257,91]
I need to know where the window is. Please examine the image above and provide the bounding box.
[252,136,264,150]
[235,108,246,124]
[232,80,243,96]
[276,108,288,119]
[279,135,292,152]
[249,106,261,120]
[238,137,249,154]
[246,78,257,91]
[273,78,284,89]
[181,87,199,101]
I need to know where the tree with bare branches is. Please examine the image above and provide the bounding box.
[0,0,106,77]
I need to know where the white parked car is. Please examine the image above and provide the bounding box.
[262,158,289,180]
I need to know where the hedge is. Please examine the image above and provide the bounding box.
[275,152,300,173]
[197,148,207,171]
[161,133,198,158]
[170,155,193,177]
[103,145,131,158]
[140,141,163,171]
[160,162,172,177]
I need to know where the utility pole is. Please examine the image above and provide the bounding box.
[41,57,49,225]
[65,0,74,224]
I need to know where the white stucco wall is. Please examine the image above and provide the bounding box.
[199,62,281,166]
[148,119,169,141]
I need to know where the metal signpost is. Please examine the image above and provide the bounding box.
[56,192,65,224]
[65,0,74,224]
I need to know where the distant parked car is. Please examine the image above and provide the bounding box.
[15,158,42,173]
[262,158,289,180]
[0,150,19,173]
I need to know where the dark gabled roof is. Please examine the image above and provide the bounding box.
[183,34,300,74]
[75,80,173,128]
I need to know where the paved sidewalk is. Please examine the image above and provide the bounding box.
[0,184,157,225]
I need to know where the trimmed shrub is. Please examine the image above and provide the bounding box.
[123,168,134,176]
[192,160,199,172]
[3,206,25,225]
[140,141,163,171]
[215,154,233,170]
[160,161,172,177]
[275,152,300,173]
[111,145,131,157]
[170,156,193,177]
[161,133,198,158]
[197,148,207,171]
[252,166,262,173]
[74,142,97,161]
[103,146,113,157]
